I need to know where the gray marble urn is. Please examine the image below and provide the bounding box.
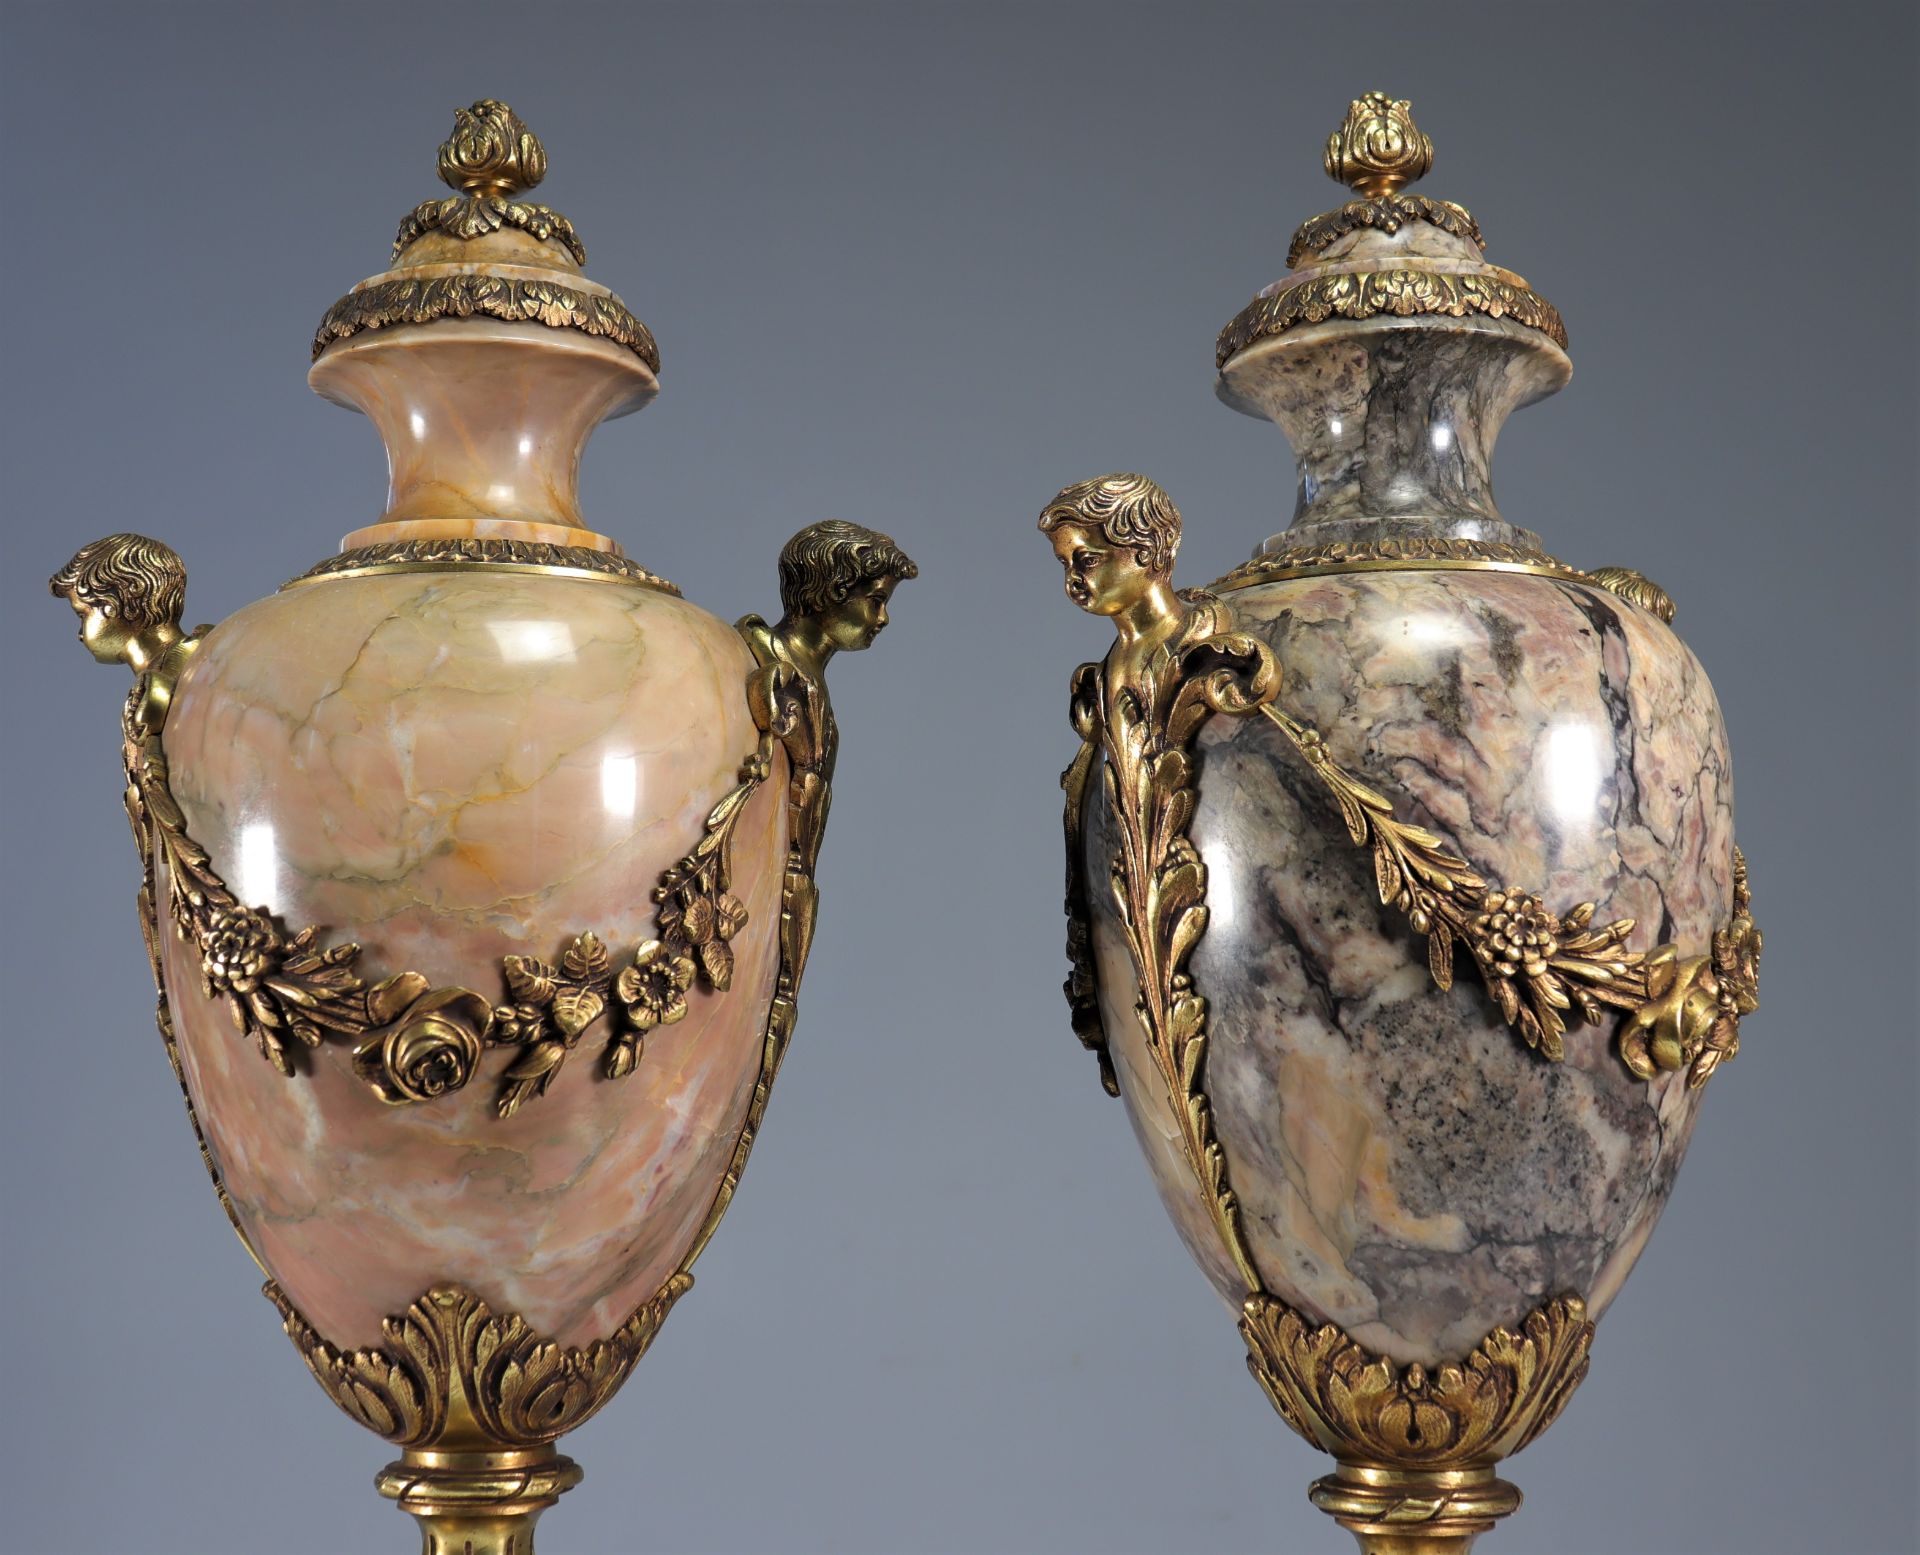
[1046,93,1760,1554]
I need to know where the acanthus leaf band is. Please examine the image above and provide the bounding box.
[313,273,661,371]
[266,1275,694,1449]
[1213,538,1680,628]
[1241,1289,1594,1547]
[289,539,681,595]
[1239,1290,1594,1470]
[1213,535,1586,589]
[1286,191,1485,270]
[393,194,587,266]
[1216,266,1569,365]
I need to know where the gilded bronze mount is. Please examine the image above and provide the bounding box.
[1242,1292,1593,1554]
[1219,91,1568,366]
[312,101,660,371]
[269,1276,689,1555]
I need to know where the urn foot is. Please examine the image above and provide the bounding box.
[1310,1463,1520,1554]
[376,1447,583,1555]
[1239,1290,1590,1555]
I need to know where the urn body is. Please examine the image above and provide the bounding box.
[1085,566,1734,1364]
[161,568,787,1348]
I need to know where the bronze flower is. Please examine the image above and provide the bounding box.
[201,904,281,997]
[354,981,492,1105]
[616,939,696,1031]
[1474,889,1560,979]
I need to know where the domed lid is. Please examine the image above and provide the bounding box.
[301,101,670,565]
[311,99,658,372]
[1216,92,1566,370]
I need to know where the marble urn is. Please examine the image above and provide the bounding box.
[1044,93,1760,1553]
[51,100,914,1554]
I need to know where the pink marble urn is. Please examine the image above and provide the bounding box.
[52,100,914,1554]
[1046,94,1760,1553]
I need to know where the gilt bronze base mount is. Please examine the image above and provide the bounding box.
[1239,1291,1591,1554]
[377,1446,584,1555]
[267,1275,690,1552]
[1310,1462,1521,1554]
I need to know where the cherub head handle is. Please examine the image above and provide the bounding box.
[770,520,918,681]
[1039,473,1186,645]
[50,533,188,671]
[50,532,200,730]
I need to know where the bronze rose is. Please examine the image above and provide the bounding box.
[354,974,493,1105]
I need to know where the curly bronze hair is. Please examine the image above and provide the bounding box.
[1037,473,1181,576]
[48,533,187,631]
[777,520,919,618]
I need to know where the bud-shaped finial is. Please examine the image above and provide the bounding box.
[1324,91,1434,199]
[436,99,547,199]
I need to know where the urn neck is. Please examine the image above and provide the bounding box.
[1218,315,1570,555]
[304,100,661,553]
[310,318,657,552]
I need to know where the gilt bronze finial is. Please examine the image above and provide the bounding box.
[377,94,598,294]
[437,98,548,198]
[1324,91,1434,198]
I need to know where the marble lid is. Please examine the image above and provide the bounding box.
[310,100,659,372]
[1215,92,1566,368]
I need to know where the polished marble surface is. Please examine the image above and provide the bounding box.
[1086,568,1733,1363]
[160,569,784,1347]
[312,316,656,547]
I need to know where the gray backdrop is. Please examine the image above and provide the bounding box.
[3,4,1914,1553]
